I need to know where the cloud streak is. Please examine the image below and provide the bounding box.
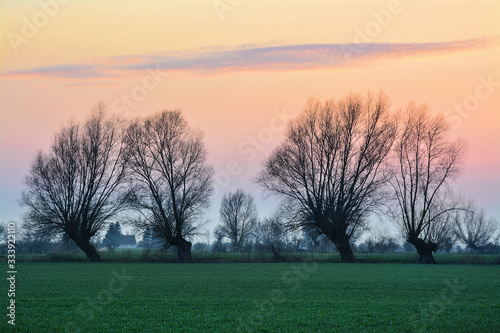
[3,37,499,79]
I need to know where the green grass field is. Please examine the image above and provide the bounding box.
[2,263,499,332]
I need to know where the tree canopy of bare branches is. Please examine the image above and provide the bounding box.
[124,110,213,262]
[253,214,288,251]
[257,92,398,262]
[455,203,499,253]
[389,103,467,263]
[219,189,258,252]
[21,104,129,261]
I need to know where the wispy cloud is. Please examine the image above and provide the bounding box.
[3,37,499,79]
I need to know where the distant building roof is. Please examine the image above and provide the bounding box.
[121,235,136,245]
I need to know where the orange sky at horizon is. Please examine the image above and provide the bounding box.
[1,0,499,234]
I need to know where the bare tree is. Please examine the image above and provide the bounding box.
[358,232,400,254]
[219,189,258,252]
[202,228,211,248]
[0,222,7,256]
[389,103,467,263]
[257,92,398,262]
[255,215,288,251]
[212,225,227,253]
[21,103,129,261]
[455,203,499,253]
[124,110,213,262]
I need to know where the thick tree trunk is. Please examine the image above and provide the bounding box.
[409,237,438,264]
[75,238,102,262]
[176,239,193,263]
[336,241,356,263]
[330,232,356,263]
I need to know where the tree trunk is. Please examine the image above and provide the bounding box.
[409,237,437,264]
[76,238,102,262]
[330,232,356,263]
[176,239,193,263]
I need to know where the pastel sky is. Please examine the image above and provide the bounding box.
[1,0,499,236]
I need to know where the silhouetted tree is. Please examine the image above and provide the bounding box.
[21,104,129,262]
[360,234,400,253]
[125,110,213,262]
[455,203,499,253]
[438,234,456,253]
[16,230,55,254]
[139,227,153,249]
[0,223,8,255]
[211,225,227,253]
[389,103,467,264]
[257,92,398,262]
[254,214,288,252]
[219,189,258,252]
[103,222,123,252]
[138,227,164,249]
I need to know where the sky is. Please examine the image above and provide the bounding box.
[1,0,499,239]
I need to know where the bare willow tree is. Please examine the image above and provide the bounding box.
[389,103,467,264]
[455,203,499,253]
[254,214,288,251]
[212,225,227,253]
[219,189,258,252]
[257,92,398,262]
[124,110,213,262]
[21,104,129,262]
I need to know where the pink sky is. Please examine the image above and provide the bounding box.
[1,0,499,235]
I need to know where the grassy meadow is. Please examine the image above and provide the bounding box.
[2,262,499,332]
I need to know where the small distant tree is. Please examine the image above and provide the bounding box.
[0,223,8,255]
[438,234,456,253]
[138,227,164,249]
[218,189,258,252]
[103,222,123,252]
[203,229,211,248]
[211,226,227,253]
[255,215,288,252]
[289,234,305,252]
[16,228,55,254]
[139,227,154,249]
[360,234,400,253]
[454,204,499,254]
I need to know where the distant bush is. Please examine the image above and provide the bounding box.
[13,251,500,265]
